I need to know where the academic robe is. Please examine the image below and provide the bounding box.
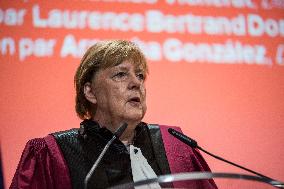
[10,120,217,189]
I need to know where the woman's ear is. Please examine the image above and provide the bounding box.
[84,82,97,104]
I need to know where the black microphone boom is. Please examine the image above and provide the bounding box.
[84,123,128,189]
[168,128,280,183]
[168,128,197,148]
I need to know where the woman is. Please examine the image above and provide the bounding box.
[10,40,217,189]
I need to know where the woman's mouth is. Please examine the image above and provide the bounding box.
[128,97,141,106]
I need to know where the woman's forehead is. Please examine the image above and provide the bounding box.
[93,60,146,79]
[113,60,145,71]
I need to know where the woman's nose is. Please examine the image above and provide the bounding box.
[128,73,141,90]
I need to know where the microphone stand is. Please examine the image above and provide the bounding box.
[197,145,273,180]
[84,136,116,189]
[84,123,128,189]
[168,128,284,188]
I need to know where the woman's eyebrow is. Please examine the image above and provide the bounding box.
[112,66,128,72]
[134,66,144,72]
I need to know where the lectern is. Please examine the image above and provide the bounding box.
[110,172,284,189]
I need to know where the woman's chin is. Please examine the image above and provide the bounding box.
[123,112,144,124]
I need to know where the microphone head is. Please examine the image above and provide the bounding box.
[114,123,128,138]
[168,128,198,148]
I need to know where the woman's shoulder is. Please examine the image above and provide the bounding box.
[22,128,78,153]
[22,136,50,156]
[145,123,182,136]
[51,128,79,138]
[11,132,73,189]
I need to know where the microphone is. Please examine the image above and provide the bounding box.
[168,128,280,183]
[84,123,128,189]
[168,128,198,148]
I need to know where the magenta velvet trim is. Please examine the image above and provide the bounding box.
[44,135,72,189]
[10,135,72,189]
[159,125,217,189]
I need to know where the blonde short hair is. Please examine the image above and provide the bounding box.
[74,40,148,119]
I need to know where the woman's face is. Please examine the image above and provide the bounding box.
[87,60,147,127]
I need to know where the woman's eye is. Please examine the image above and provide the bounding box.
[113,72,127,78]
[137,73,145,80]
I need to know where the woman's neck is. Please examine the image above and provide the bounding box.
[120,128,135,145]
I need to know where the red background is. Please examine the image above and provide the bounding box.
[1,0,284,187]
